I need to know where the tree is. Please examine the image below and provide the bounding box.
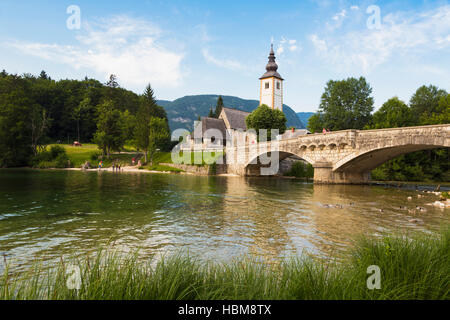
[368,97,413,129]
[134,84,169,162]
[30,107,51,156]
[409,85,447,124]
[416,93,450,125]
[208,107,214,118]
[214,96,224,118]
[73,97,91,142]
[93,100,125,158]
[245,104,287,140]
[39,70,49,80]
[314,77,374,131]
[307,113,324,133]
[0,75,34,166]
[148,117,170,165]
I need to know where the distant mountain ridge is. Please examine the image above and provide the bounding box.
[158,95,305,132]
[296,112,315,128]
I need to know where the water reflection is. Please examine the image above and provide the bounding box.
[0,170,448,272]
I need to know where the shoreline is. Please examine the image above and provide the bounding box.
[1,167,449,187]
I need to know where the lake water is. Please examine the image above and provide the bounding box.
[0,169,448,272]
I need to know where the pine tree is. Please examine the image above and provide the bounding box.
[39,70,49,80]
[214,96,224,118]
[208,107,214,118]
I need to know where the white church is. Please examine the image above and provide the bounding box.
[182,45,308,151]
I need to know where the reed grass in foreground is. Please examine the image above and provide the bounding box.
[1,228,449,300]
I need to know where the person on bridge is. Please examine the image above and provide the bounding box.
[322,128,327,134]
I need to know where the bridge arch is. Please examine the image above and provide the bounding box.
[333,143,448,173]
[244,150,315,176]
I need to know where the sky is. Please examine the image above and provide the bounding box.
[0,0,449,112]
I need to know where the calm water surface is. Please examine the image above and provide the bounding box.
[0,169,448,271]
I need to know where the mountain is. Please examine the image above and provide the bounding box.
[158,95,305,132]
[296,112,315,128]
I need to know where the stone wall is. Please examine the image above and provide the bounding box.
[160,163,227,175]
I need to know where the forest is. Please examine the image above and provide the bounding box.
[0,71,170,167]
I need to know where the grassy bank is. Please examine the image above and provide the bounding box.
[1,227,448,300]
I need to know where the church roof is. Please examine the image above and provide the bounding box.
[193,117,229,140]
[221,107,250,130]
[260,44,283,80]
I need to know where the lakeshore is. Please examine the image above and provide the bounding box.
[2,228,449,300]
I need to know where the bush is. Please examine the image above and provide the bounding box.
[285,162,314,179]
[31,146,70,168]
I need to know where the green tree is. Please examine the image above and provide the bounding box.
[0,75,34,167]
[39,70,49,80]
[422,94,450,125]
[134,84,169,162]
[30,107,51,156]
[214,96,224,118]
[148,117,170,165]
[245,104,287,140]
[409,85,447,124]
[208,107,214,118]
[367,97,413,129]
[314,77,374,130]
[93,100,125,158]
[307,113,324,133]
[73,97,91,142]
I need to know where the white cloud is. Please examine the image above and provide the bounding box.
[202,48,244,71]
[310,5,450,73]
[6,15,184,90]
[276,37,300,56]
[332,9,347,21]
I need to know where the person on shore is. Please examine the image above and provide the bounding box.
[112,164,115,172]
[98,161,103,171]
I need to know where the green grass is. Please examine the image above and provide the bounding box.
[1,227,448,300]
[47,144,140,168]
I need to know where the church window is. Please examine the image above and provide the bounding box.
[277,82,280,89]
[265,82,269,89]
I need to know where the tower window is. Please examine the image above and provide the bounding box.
[277,82,280,89]
[265,82,269,89]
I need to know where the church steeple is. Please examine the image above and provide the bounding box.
[260,44,283,80]
[259,44,284,111]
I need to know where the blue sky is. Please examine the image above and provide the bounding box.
[0,0,449,112]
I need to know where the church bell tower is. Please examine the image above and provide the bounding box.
[259,44,284,111]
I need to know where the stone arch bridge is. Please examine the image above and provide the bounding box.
[225,124,450,184]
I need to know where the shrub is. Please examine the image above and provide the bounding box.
[31,146,70,168]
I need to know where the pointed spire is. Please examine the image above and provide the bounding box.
[260,44,283,80]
